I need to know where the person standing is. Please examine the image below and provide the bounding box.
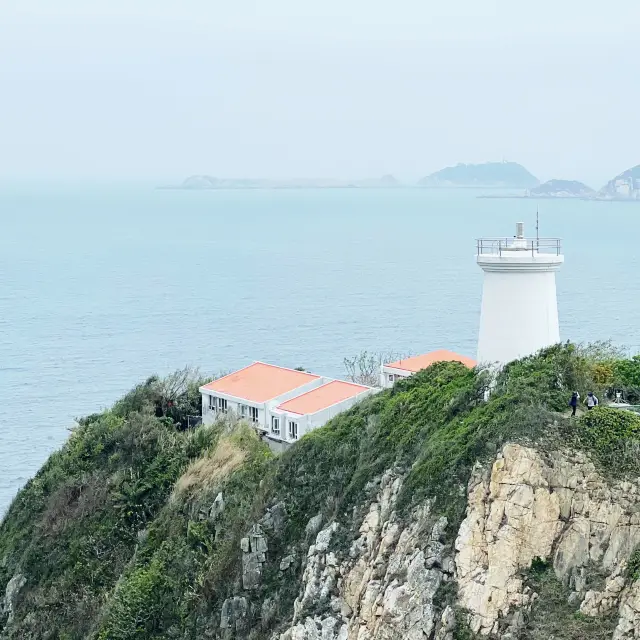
[569,391,580,416]
[586,392,599,410]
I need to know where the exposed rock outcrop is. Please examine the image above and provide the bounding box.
[208,491,225,521]
[1,574,26,626]
[273,444,640,638]
[455,443,640,635]
[276,469,456,640]
[242,524,269,590]
[220,596,248,637]
[614,579,640,639]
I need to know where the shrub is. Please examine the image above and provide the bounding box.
[575,407,640,473]
[522,557,617,639]
[627,549,640,582]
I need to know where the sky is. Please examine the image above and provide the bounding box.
[1,0,639,186]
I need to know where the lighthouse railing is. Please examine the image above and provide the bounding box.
[476,238,562,257]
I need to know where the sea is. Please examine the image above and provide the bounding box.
[1,184,639,514]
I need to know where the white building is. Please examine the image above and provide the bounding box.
[200,362,375,450]
[476,222,564,366]
[380,350,476,388]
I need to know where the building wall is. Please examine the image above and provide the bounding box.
[260,435,290,455]
[266,411,309,442]
[202,383,377,445]
[380,366,411,388]
[200,377,325,430]
[267,388,378,443]
[201,394,266,428]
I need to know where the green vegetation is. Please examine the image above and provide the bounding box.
[613,355,640,402]
[1,344,640,639]
[574,406,640,473]
[521,558,617,639]
[626,549,640,583]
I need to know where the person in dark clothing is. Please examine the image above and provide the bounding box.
[569,391,580,416]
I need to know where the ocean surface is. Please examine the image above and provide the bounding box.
[1,185,639,514]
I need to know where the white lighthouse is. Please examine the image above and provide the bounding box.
[476,222,563,366]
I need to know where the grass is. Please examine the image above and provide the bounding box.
[173,434,247,497]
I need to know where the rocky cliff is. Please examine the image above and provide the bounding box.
[273,441,640,640]
[2,345,640,639]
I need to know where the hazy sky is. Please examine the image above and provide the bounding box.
[1,0,638,185]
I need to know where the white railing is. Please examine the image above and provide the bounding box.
[476,238,562,256]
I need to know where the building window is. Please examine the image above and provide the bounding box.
[238,404,247,418]
[288,421,298,440]
[218,397,228,413]
[209,395,217,410]
[388,374,394,382]
[271,416,280,436]
[248,406,259,423]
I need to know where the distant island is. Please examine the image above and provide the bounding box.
[527,179,595,199]
[478,179,597,200]
[165,163,640,201]
[166,174,402,190]
[418,161,539,188]
[595,164,640,201]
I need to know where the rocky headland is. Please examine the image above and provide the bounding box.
[3,346,640,639]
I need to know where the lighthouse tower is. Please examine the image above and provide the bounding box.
[476,222,563,366]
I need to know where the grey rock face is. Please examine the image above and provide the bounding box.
[280,555,295,571]
[220,596,248,635]
[434,606,456,640]
[209,492,225,521]
[261,502,287,532]
[276,469,455,640]
[1,573,26,626]
[306,514,323,538]
[242,524,268,590]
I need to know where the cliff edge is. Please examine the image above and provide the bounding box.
[2,347,640,639]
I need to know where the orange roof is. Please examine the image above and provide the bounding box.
[277,380,370,415]
[201,362,320,403]
[385,350,476,373]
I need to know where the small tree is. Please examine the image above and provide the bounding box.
[612,355,640,403]
[343,351,410,387]
[111,367,228,429]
